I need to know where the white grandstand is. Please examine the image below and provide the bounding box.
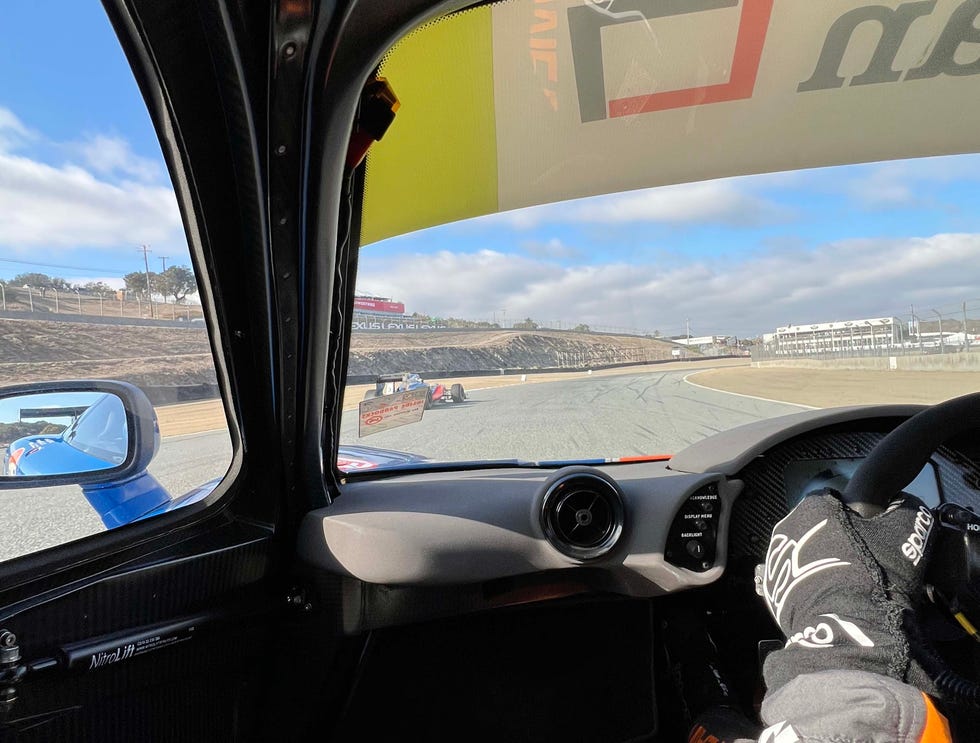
[763,317,906,355]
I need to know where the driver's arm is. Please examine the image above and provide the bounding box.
[691,673,950,742]
[691,489,953,743]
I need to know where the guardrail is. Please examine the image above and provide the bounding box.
[0,308,679,342]
[350,323,681,340]
[51,355,742,408]
[345,355,741,385]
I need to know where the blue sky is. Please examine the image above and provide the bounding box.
[0,3,188,290]
[3,4,980,337]
[359,158,980,337]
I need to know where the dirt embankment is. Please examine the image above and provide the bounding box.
[348,330,683,375]
[0,319,689,388]
[0,318,215,388]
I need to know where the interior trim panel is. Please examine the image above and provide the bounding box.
[298,462,740,595]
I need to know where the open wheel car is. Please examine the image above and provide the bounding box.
[362,373,466,408]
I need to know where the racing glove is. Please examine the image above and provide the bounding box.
[759,488,939,694]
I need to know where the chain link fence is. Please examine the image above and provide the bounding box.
[0,285,203,322]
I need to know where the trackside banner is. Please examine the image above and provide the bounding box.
[361,0,980,244]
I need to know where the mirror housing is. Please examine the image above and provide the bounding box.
[0,380,159,489]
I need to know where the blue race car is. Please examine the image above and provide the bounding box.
[5,393,130,478]
[2,382,426,530]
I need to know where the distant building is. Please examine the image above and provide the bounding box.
[766,317,904,354]
[673,335,731,347]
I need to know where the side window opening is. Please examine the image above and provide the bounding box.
[0,4,232,561]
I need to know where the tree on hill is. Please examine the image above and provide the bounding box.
[154,266,196,304]
[573,324,590,332]
[124,271,157,299]
[513,317,539,330]
[13,272,55,290]
[83,281,115,295]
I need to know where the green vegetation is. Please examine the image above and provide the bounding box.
[1,269,197,303]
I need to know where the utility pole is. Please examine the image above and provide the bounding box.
[159,256,170,272]
[932,309,944,354]
[686,318,691,345]
[138,245,153,318]
[964,301,971,352]
[911,304,923,353]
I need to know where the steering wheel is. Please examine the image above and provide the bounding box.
[841,392,980,706]
[842,391,980,517]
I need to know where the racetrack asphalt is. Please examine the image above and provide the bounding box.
[0,368,801,562]
[338,368,805,463]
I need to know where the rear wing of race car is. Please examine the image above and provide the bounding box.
[368,374,413,397]
[20,406,90,421]
[374,374,408,383]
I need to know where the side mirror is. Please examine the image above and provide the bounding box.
[0,381,159,489]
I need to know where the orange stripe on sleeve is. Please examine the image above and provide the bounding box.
[920,694,953,742]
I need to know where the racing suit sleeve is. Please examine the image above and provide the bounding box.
[687,490,954,743]
[689,670,951,742]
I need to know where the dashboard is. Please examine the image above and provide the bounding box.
[298,403,980,632]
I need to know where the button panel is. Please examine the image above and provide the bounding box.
[665,482,720,572]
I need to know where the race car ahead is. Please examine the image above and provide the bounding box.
[362,373,466,408]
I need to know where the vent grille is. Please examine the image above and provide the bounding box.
[541,471,624,559]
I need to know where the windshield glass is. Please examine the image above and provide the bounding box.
[339,0,980,471]
[65,393,128,465]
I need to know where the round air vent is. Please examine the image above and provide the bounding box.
[541,470,625,560]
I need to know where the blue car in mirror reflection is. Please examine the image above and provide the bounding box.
[1,381,426,531]
[6,394,130,477]
[0,388,185,528]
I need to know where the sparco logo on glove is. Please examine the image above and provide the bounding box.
[902,506,934,566]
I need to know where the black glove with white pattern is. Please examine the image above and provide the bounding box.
[759,488,938,694]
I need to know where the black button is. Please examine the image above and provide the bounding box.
[702,501,715,513]
[686,540,705,558]
[695,519,709,532]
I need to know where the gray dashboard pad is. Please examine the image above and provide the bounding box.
[299,405,923,601]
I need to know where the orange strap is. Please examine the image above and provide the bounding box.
[687,724,719,743]
[920,694,953,742]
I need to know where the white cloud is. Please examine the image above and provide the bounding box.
[77,134,162,183]
[483,178,787,229]
[0,109,183,251]
[521,238,581,259]
[844,153,980,208]
[0,152,182,249]
[0,107,34,152]
[357,234,980,337]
